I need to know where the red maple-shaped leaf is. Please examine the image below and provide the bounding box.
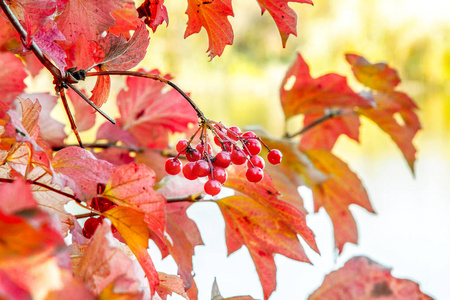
[109,3,142,38]
[102,206,159,296]
[9,0,57,38]
[0,52,27,105]
[309,256,432,300]
[360,91,420,172]
[101,163,166,243]
[57,0,126,44]
[280,53,371,119]
[137,0,169,32]
[33,21,67,73]
[346,53,401,91]
[304,149,375,253]
[219,165,318,299]
[0,178,36,214]
[255,0,312,46]
[345,54,421,172]
[184,0,233,59]
[299,108,361,151]
[52,146,116,201]
[88,23,149,107]
[165,201,203,296]
[75,221,142,296]
[92,22,149,71]
[108,69,197,149]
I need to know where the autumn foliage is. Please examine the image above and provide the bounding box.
[0,0,430,299]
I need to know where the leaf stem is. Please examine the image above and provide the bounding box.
[86,70,207,121]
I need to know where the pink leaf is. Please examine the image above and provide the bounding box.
[0,52,27,105]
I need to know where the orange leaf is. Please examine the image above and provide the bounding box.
[346,53,401,91]
[309,256,432,300]
[304,149,375,253]
[299,108,361,151]
[360,91,420,173]
[280,53,370,119]
[255,0,312,47]
[102,163,166,243]
[102,206,159,296]
[184,0,234,59]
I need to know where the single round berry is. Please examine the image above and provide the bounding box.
[230,149,247,165]
[182,162,198,180]
[209,167,227,184]
[214,135,222,147]
[186,149,201,162]
[246,167,264,183]
[267,149,283,165]
[82,217,102,239]
[165,158,182,175]
[193,160,211,177]
[176,139,188,154]
[196,143,212,155]
[244,139,261,156]
[214,151,231,168]
[204,179,222,196]
[247,155,265,169]
[91,197,114,212]
[242,131,257,139]
[228,126,242,141]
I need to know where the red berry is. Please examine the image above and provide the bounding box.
[246,167,264,183]
[91,197,114,212]
[209,167,227,184]
[193,160,211,177]
[214,135,222,147]
[267,149,283,165]
[247,155,265,169]
[242,131,257,139]
[230,149,247,165]
[214,151,231,168]
[186,149,201,162]
[82,217,102,239]
[182,162,198,180]
[204,179,221,196]
[228,126,241,141]
[165,158,182,175]
[244,139,261,156]
[196,143,212,155]
[176,139,188,154]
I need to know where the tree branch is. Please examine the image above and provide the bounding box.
[86,70,207,121]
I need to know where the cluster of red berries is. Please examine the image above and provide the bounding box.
[82,196,118,239]
[165,124,282,196]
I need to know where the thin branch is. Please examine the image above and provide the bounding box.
[86,70,206,120]
[0,178,79,202]
[166,193,204,203]
[66,82,116,124]
[59,86,84,147]
[0,0,61,78]
[284,108,345,139]
[74,212,98,219]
